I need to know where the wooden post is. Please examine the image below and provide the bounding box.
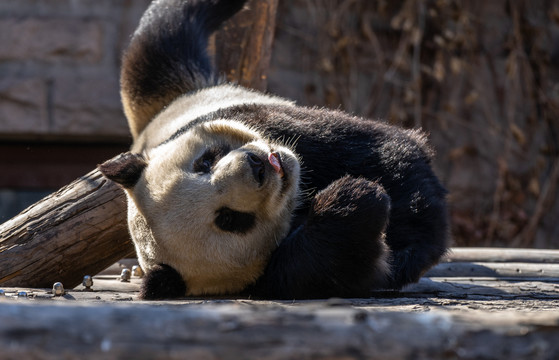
[0,0,279,289]
[215,0,279,91]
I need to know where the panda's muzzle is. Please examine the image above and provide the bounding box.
[247,152,266,186]
[247,151,285,187]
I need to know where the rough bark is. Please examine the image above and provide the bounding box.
[0,301,558,360]
[0,1,278,288]
[0,170,133,288]
[443,247,559,264]
[1,247,558,359]
[214,0,278,91]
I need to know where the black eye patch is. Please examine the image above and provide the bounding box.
[193,144,230,173]
[215,207,256,234]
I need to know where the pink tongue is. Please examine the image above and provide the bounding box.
[268,153,284,177]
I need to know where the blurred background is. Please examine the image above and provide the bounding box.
[0,0,558,248]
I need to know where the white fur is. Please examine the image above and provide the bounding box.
[125,86,301,295]
[132,84,294,150]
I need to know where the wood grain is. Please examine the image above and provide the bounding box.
[0,170,133,288]
[214,0,278,91]
[1,248,558,359]
[444,247,559,263]
[0,300,557,360]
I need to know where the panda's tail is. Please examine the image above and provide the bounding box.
[121,0,248,138]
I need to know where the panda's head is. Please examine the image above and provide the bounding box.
[100,120,300,296]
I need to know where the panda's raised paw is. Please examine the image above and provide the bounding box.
[307,175,391,237]
[251,176,392,299]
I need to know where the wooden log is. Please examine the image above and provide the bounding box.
[426,262,559,279]
[1,301,558,359]
[2,248,558,358]
[0,170,133,288]
[0,2,278,288]
[3,276,559,303]
[444,247,559,263]
[403,277,559,299]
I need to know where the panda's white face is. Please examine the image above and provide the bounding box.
[125,120,300,296]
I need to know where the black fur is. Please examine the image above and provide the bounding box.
[228,104,449,290]
[214,207,256,234]
[121,0,247,128]
[193,144,231,174]
[123,0,246,97]
[140,264,187,300]
[122,0,450,299]
[151,103,450,292]
[247,176,391,299]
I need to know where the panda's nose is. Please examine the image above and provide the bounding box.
[247,152,265,186]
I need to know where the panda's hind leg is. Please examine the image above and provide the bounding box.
[251,175,391,299]
[382,175,449,289]
[385,202,449,289]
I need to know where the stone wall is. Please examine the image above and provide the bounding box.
[0,0,150,141]
[0,0,151,221]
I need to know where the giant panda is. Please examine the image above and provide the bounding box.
[99,0,449,300]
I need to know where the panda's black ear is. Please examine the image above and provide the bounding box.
[98,152,147,188]
[140,264,187,300]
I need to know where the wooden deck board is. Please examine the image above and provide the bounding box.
[1,248,559,359]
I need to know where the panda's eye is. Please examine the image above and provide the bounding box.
[193,155,214,174]
[193,145,230,174]
[200,158,214,173]
[215,207,256,234]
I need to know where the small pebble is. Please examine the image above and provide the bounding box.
[120,268,131,282]
[52,282,65,296]
[132,265,144,278]
[82,275,94,290]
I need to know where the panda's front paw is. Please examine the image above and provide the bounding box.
[256,175,392,299]
[139,264,187,300]
[308,175,391,235]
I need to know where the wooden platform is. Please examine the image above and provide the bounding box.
[1,248,559,359]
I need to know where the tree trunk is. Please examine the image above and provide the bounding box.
[0,0,279,289]
[214,0,279,92]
